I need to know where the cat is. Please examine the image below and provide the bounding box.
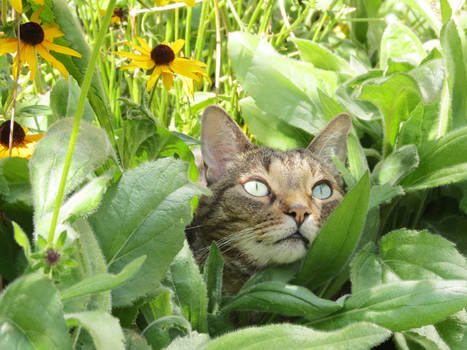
[187,105,352,294]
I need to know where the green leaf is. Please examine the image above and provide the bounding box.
[396,102,424,148]
[359,74,421,152]
[379,229,467,281]
[371,145,419,185]
[203,322,391,350]
[0,157,31,206]
[294,173,370,289]
[398,0,441,34]
[12,221,30,258]
[203,242,224,314]
[0,273,72,349]
[379,20,426,69]
[369,184,404,209]
[0,221,22,282]
[228,31,333,135]
[222,281,342,320]
[350,243,383,293]
[124,329,152,350]
[169,242,208,333]
[239,97,309,150]
[440,19,467,129]
[50,78,94,123]
[60,256,146,301]
[409,59,445,104]
[29,118,114,227]
[401,127,467,190]
[164,332,210,350]
[142,315,192,349]
[292,38,352,74]
[310,280,467,332]
[65,311,125,350]
[435,309,467,349]
[50,0,114,136]
[89,159,208,307]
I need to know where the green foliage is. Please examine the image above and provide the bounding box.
[1,0,467,349]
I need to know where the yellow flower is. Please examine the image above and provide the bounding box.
[100,8,128,25]
[115,37,208,92]
[0,11,82,80]
[0,120,43,159]
[154,0,195,7]
[8,0,44,14]
[181,69,211,98]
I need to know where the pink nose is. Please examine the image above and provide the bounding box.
[287,205,312,225]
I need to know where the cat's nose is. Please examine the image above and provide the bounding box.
[287,205,312,225]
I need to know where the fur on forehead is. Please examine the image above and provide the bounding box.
[200,105,352,184]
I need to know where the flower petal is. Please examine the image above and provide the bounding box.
[23,45,37,80]
[36,44,69,79]
[0,38,19,55]
[147,66,162,91]
[24,133,44,142]
[42,41,82,57]
[8,0,22,13]
[114,51,151,62]
[43,25,64,40]
[30,10,42,24]
[170,39,185,55]
[136,37,152,52]
[120,60,154,70]
[162,72,174,91]
[123,42,150,55]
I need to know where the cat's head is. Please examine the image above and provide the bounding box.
[191,106,352,267]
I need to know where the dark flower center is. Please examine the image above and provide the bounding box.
[151,44,175,65]
[113,8,127,18]
[20,22,44,46]
[45,248,61,266]
[0,120,25,148]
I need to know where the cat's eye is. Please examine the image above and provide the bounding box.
[243,180,270,197]
[312,181,332,199]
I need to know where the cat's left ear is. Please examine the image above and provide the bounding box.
[307,113,352,176]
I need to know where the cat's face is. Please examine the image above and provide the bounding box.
[190,106,351,268]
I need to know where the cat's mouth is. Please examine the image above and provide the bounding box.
[274,231,309,246]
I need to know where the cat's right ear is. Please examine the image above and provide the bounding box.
[201,105,252,184]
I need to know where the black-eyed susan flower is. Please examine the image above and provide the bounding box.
[0,11,81,80]
[8,0,44,14]
[100,7,128,25]
[0,120,43,159]
[115,37,208,92]
[154,0,195,7]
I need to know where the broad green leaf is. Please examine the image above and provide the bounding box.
[379,21,426,69]
[30,118,114,227]
[401,127,467,190]
[396,102,424,148]
[369,184,404,209]
[142,315,192,349]
[66,311,125,350]
[51,0,114,135]
[0,273,72,349]
[397,325,450,350]
[0,221,22,282]
[203,242,224,314]
[203,322,391,350]
[379,229,467,281]
[294,173,370,289]
[371,145,419,185]
[350,243,383,293]
[292,38,352,74]
[310,280,467,332]
[409,59,445,104]
[318,89,346,120]
[60,256,146,301]
[241,263,300,291]
[0,157,31,206]
[440,19,467,129]
[228,31,333,135]
[222,281,342,320]
[165,332,210,350]
[169,242,208,333]
[359,73,421,152]
[50,78,94,123]
[347,133,369,182]
[89,159,208,306]
[12,221,30,258]
[60,219,110,313]
[435,309,467,350]
[240,97,309,150]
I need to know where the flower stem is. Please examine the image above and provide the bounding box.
[47,0,117,244]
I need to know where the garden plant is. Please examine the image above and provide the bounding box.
[0,0,467,349]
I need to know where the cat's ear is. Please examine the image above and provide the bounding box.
[201,105,252,184]
[307,113,352,176]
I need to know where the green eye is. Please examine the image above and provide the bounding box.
[243,180,270,197]
[312,182,332,199]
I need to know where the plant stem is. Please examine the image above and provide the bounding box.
[47,0,117,244]
[214,0,221,94]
